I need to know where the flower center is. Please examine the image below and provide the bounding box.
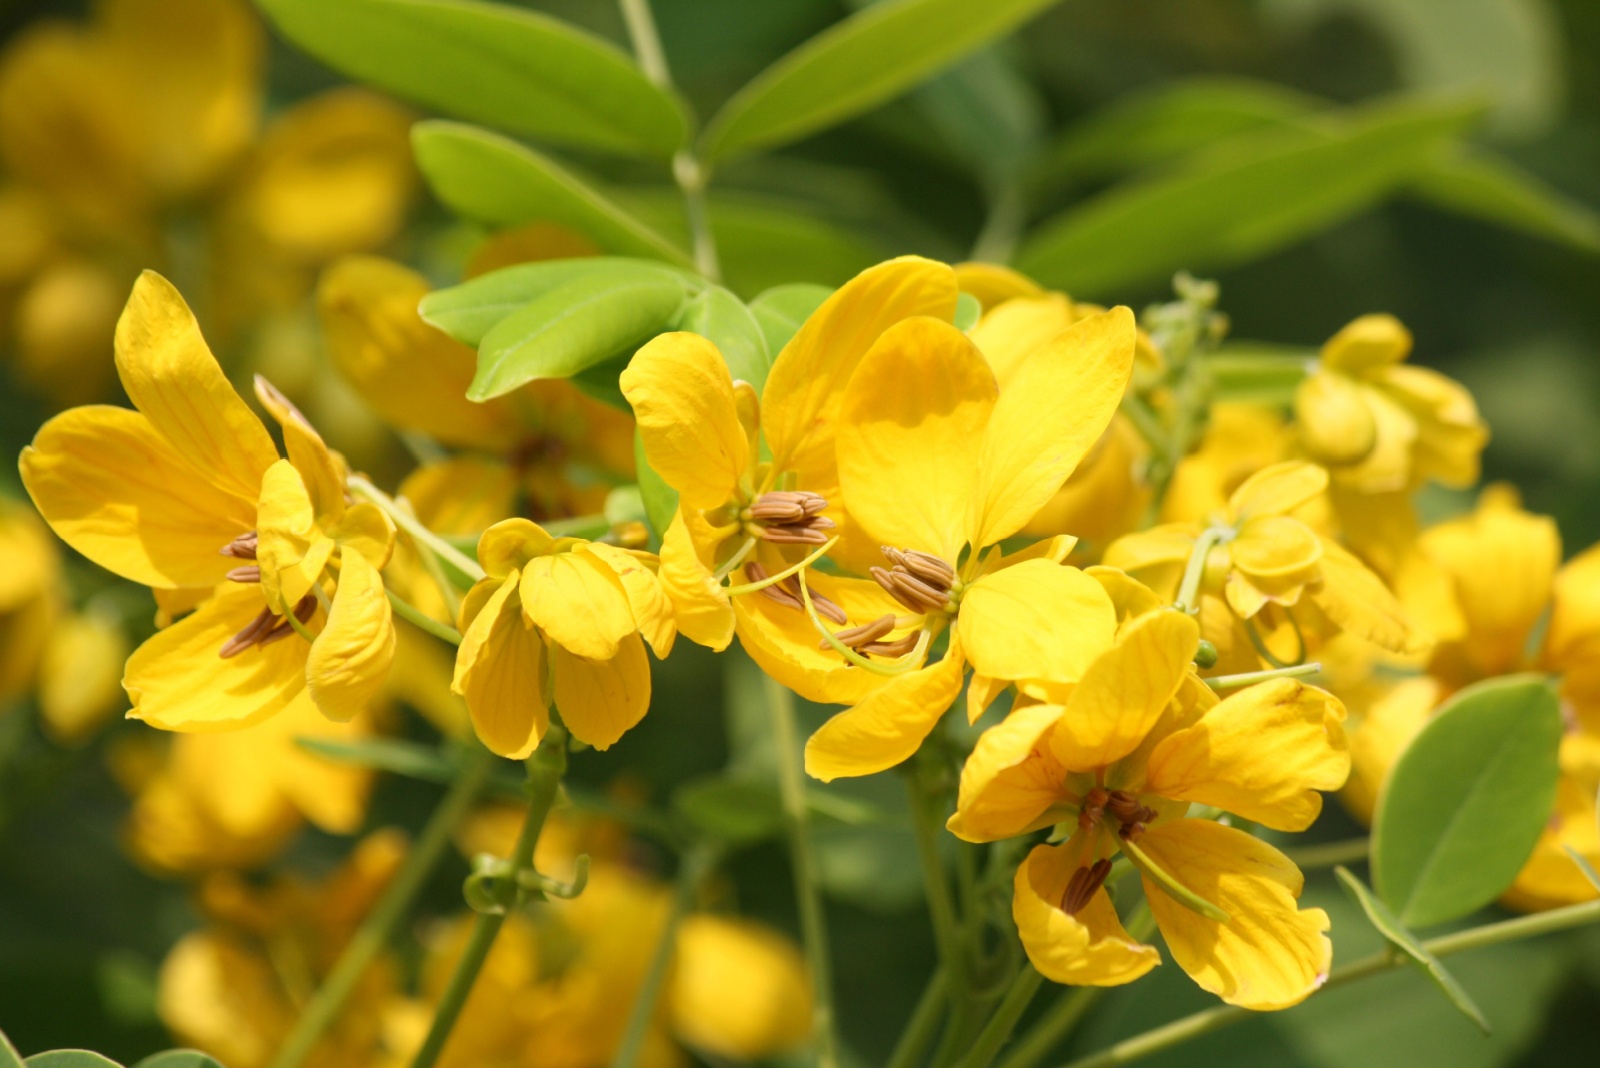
[1079,787,1159,840]
[871,547,957,614]
[1059,857,1113,916]
[218,594,317,659]
[741,490,836,545]
[745,560,847,625]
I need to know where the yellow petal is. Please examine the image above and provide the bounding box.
[1546,543,1600,676]
[1228,516,1322,582]
[967,293,1074,387]
[952,262,1043,308]
[1138,820,1330,1010]
[764,256,959,485]
[255,460,331,613]
[837,317,996,561]
[1102,525,1197,574]
[306,551,395,723]
[966,672,1006,724]
[1320,313,1411,373]
[1295,371,1377,466]
[1048,609,1198,771]
[1311,538,1430,656]
[329,501,394,570]
[1013,842,1160,987]
[1341,675,1438,827]
[550,631,650,750]
[264,698,376,834]
[1339,387,1418,493]
[967,306,1136,550]
[21,405,256,588]
[477,518,556,579]
[948,703,1069,843]
[1146,680,1348,832]
[733,569,902,705]
[669,915,812,1060]
[452,574,548,759]
[583,543,676,658]
[1377,364,1487,489]
[803,642,965,782]
[114,271,279,501]
[520,550,637,661]
[1086,566,1166,628]
[660,508,736,652]
[959,562,1118,683]
[620,332,748,509]
[1227,461,1327,522]
[125,583,309,731]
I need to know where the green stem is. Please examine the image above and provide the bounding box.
[267,747,496,1068]
[610,843,719,1068]
[1173,527,1225,616]
[1285,837,1369,870]
[956,966,1044,1068]
[1057,898,1600,1068]
[766,675,840,1068]
[409,726,568,1068]
[349,476,486,584]
[387,589,462,646]
[617,0,720,281]
[1203,662,1321,690]
[909,754,968,1006]
[886,968,950,1068]
[970,182,1026,264]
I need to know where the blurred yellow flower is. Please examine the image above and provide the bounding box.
[0,499,60,706]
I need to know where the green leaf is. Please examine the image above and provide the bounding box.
[1334,866,1492,1034]
[1,1029,23,1068]
[633,430,679,542]
[1015,96,1484,297]
[913,47,1047,184]
[1372,674,1562,928]
[701,0,1061,162]
[674,287,771,391]
[255,0,687,158]
[471,272,689,400]
[420,257,698,346]
[296,735,457,784]
[749,283,833,355]
[568,351,633,412]
[673,776,785,845]
[131,1056,222,1068]
[23,1055,122,1068]
[412,122,692,266]
[1410,147,1600,253]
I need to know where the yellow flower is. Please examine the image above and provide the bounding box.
[621,256,949,693]
[949,607,1349,1009]
[1294,314,1487,493]
[20,271,396,729]
[669,914,812,1061]
[158,831,405,1068]
[802,299,1138,780]
[1105,462,1427,669]
[452,518,674,756]
[0,498,60,706]
[36,606,129,745]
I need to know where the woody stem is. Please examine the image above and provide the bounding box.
[1057,898,1600,1068]
[267,745,496,1068]
[409,726,568,1068]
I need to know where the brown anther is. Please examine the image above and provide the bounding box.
[1078,787,1109,831]
[871,566,951,614]
[1105,790,1158,839]
[882,546,955,590]
[749,491,833,543]
[859,633,920,658]
[219,531,258,560]
[226,565,262,584]
[749,563,847,624]
[760,525,830,545]
[220,595,317,658]
[822,613,895,650]
[1059,858,1114,915]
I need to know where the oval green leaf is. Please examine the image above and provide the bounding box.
[412,122,692,266]
[131,1055,224,1068]
[24,1055,122,1068]
[749,284,833,355]
[1372,674,1562,928]
[470,273,688,400]
[1,1030,22,1068]
[675,286,771,391]
[701,0,1060,163]
[1015,96,1483,298]
[421,257,698,346]
[256,0,687,158]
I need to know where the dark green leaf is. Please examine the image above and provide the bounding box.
[23,1055,122,1068]
[256,0,687,157]
[675,287,771,391]
[1334,866,1491,1033]
[633,430,679,542]
[1410,147,1600,252]
[471,272,688,400]
[749,284,833,355]
[568,350,632,412]
[1373,674,1562,928]
[673,776,784,845]
[412,122,692,265]
[1015,96,1483,297]
[420,257,698,346]
[702,0,1061,162]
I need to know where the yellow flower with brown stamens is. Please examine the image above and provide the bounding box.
[802,301,1138,781]
[1105,461,1427,669]
[621,256,949,702]
[950,607,1348,1008]
[1294,314,1487,493]
[451,518,674,757]
[19,270,396,729]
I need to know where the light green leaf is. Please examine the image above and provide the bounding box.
[749,284,833,355]
[674,287,771,391]
[1,1029,22,1068]
[1372,674,1562,928]
[471,272,689,400]
[255,0,687,157]
[131,1055,223,1068]
[23,1055,122,1068]
[412,122,692,266]
[568,351,633,412]
[702,0,1061,162]
[1015,96,1484,297]
[633,430,679,542]
[420,258,698,346]
[1410,147,1600,252]
[914,46,1047,184]
[1334,866,1491,1034]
